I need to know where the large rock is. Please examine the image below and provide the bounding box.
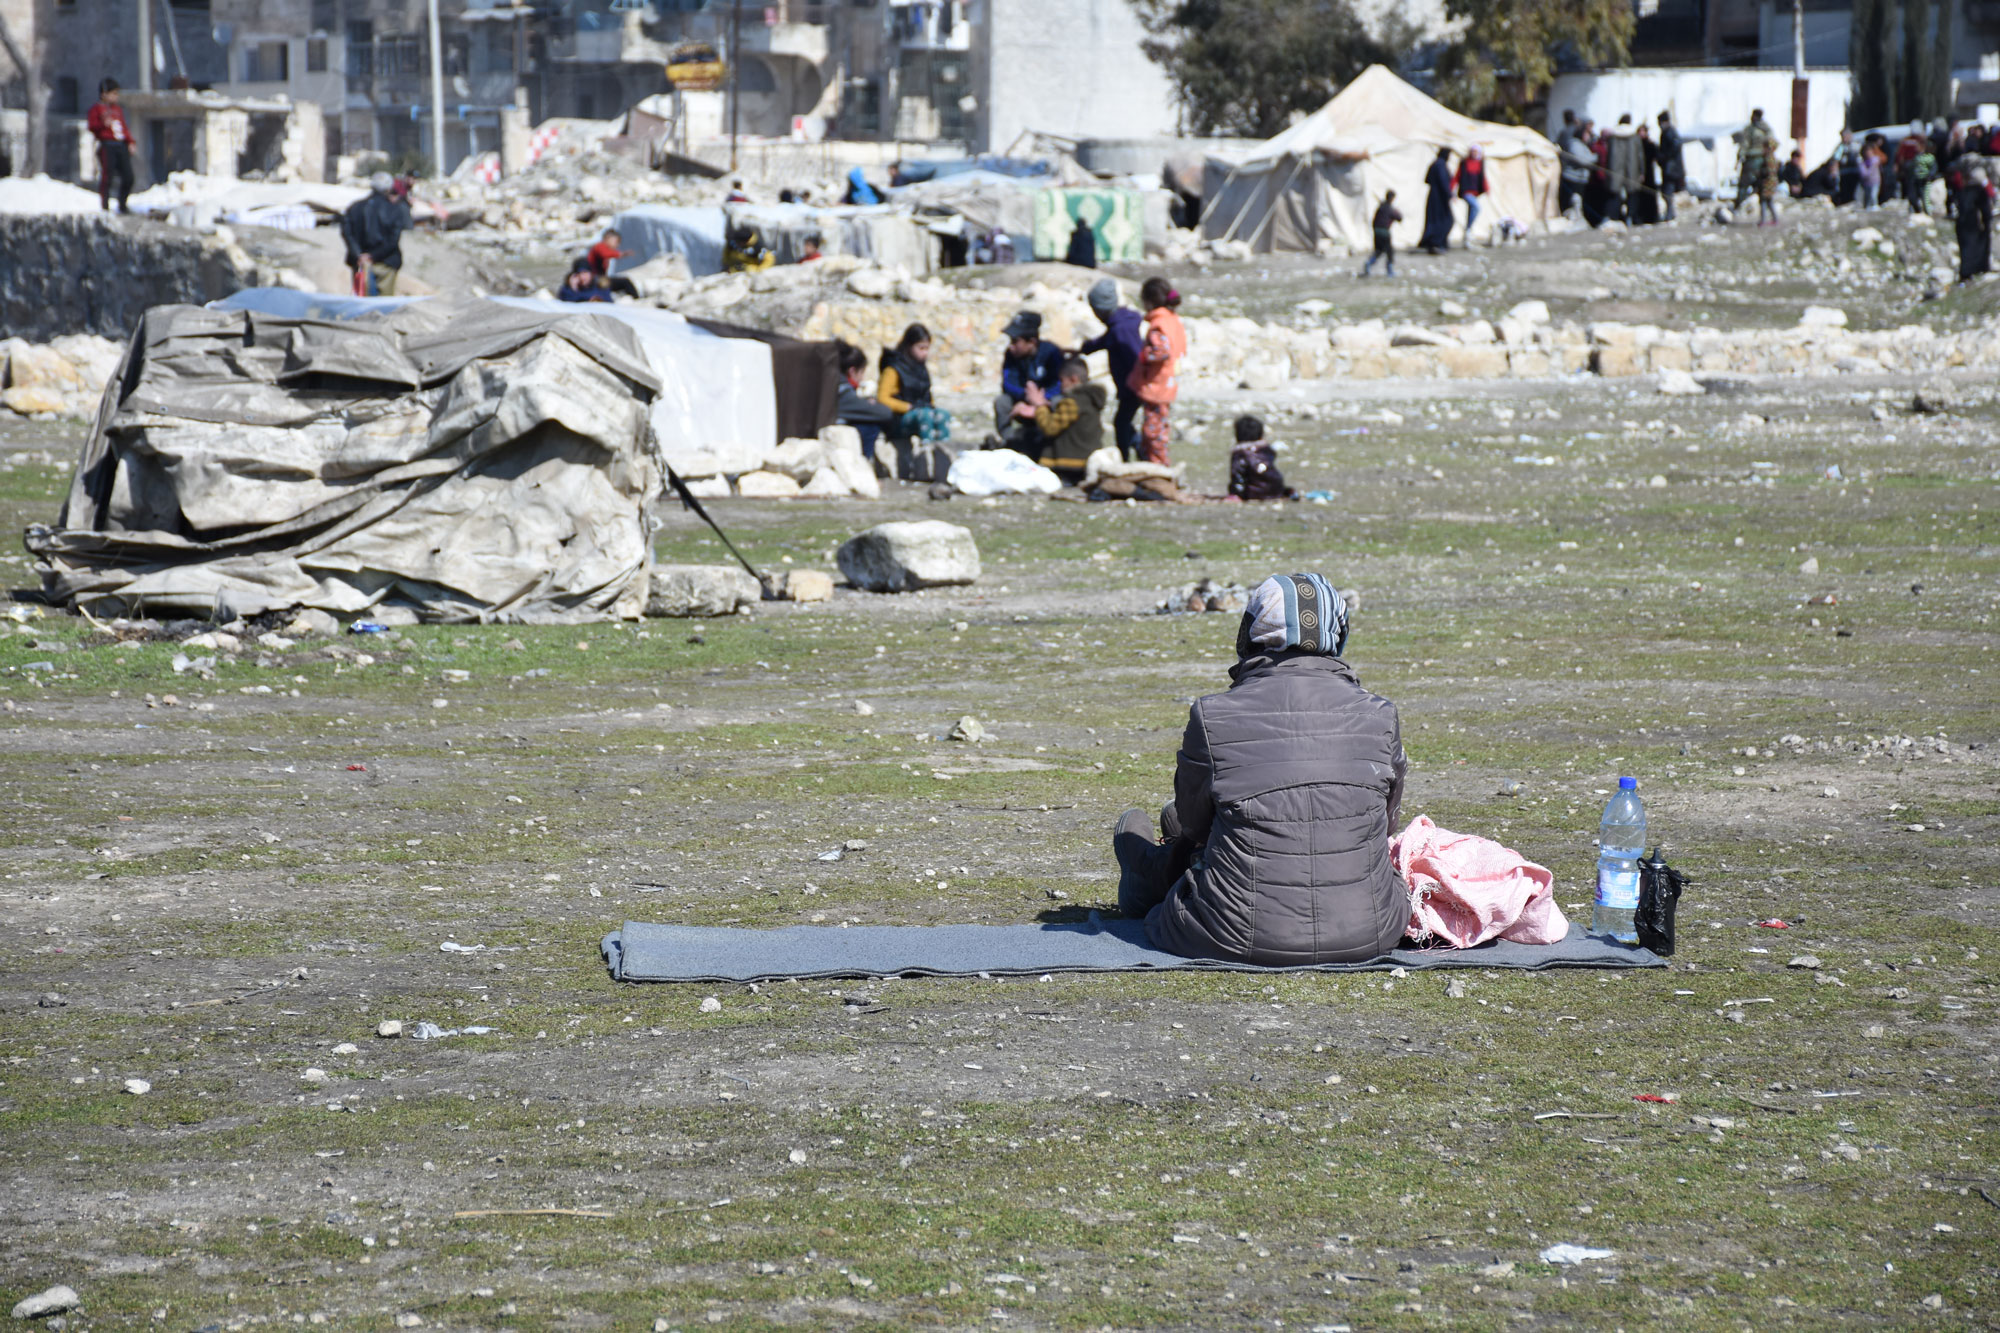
[736,470,804,498]
[663,440,770,480]
[783,569,834,602]
[1,385,68,415]
[766,436,833,482]
[0,340,86,393]
[846,267,894,298]
[1505,299,1552,326]
[800,467,852,497]
[646,565,762,617]
[837,521,981,592]
[10,1286,80,1320]
[818,425,880,499]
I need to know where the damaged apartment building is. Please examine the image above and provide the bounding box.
[5,0,1173,184]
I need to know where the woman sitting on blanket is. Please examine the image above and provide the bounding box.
[1113,572,1409,965]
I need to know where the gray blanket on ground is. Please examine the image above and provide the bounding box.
[601,916,1664,983]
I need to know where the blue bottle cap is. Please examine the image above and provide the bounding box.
[1618,776,1637,790]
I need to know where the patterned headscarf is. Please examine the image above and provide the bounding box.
[1235,573,1349,659]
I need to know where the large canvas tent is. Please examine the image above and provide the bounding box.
[1202,66,1560,253]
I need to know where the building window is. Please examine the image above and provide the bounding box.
[244,39,290,82]
[54,76,80,114]
[306,36,328,71]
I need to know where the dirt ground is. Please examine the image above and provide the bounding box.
[1,217,1997,1332]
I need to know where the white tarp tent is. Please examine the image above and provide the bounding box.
[1202,65,1560,252]
[210,288,777,475]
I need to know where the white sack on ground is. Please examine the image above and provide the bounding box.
[946,449,1062,496]
[27,297,666,623]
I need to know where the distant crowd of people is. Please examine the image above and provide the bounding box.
[1549,105,1998,280]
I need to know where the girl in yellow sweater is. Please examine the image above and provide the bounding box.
[876,323,953,442]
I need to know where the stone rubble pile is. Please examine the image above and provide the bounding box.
[668,424,887,499]
[0,334,125,417]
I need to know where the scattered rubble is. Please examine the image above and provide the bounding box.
[1159,579,1249,614]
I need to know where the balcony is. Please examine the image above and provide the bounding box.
[888,0,968,52]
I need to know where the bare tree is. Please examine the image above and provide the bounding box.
[0,6,47,177]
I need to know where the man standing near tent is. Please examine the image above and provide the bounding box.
[1556,111,1590,216]
[1455,148,1488,244]
[1419,148,1454,254]
[1656,111,1686,222]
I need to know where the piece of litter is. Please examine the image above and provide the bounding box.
[1756,919,1790,929]
[439,941,485,953]
[408,1022,495,1040]
[1539,1244,1616,1265]
[1172,1234,1202,1244]
[816,848,844,862]
[1633,1093,1677,1104]
[123,1078,151,1095]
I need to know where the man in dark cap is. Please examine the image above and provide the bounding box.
[992,310,1065,454]
[1114,573,1410,965]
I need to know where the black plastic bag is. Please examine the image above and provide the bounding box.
[1636,848,1688,956]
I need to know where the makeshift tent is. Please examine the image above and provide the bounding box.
[1202,65,1559,252]
[684,317,839,445]
[209,289,780,469]
[611,203,938,277]
[1031,187,1146,263]
[28,298,666,623]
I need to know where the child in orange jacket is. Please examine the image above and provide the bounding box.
[1127,276,1185,467]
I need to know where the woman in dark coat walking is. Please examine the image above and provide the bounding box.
[1956,164,1993,281]
[1420,148,1455,253]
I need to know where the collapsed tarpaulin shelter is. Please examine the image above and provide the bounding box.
[1202,65,1559,252]
[27,297,667,623]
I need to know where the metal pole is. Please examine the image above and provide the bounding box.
[137,0,153,91]
[427,0,447,176]
[1792,0,1804,79]
[728,0,741,171]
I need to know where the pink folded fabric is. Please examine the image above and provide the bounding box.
[1390,814,1570,948]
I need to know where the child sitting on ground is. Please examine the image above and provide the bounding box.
[833,341,897,458]
[1023,356,1106,483]
[1227,415,1293,501]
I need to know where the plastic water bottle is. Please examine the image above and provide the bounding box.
[1593,777,1646,941]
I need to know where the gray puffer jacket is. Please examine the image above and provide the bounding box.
[1145,651,1408,965]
